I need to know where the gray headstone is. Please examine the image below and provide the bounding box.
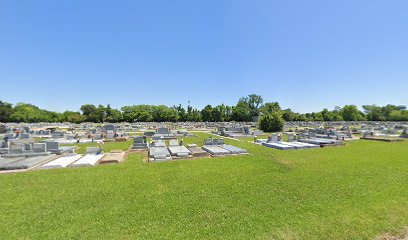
[9,144,23,154]
[268,134,279,142]
[19,133,30,139]
[86,147,101,155]
[213,138,224,145]
[204,139,213,145]
[133,136,145,144]
[144,131,155,136]
[157,128,169,134]
[23,143,32,151]
[46,142,59,150]
[33,143,47,153]
[288,134,296,142]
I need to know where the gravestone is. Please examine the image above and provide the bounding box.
[86,147,101,155]
[204,139,213,145]
[104,124,116,132]
[157,128,170,134]
[106,133,115,139]
[33,143,47,153]
[1,141,9,148]
[213,138,224,145]
[46,142,59,151]
[19,133,30,139]
[23,143,32,151]
[0,124,6,134]
[132,136,148,150]
[287,134,296,142]
[4,133,15,140]
[268,134,279,142]
[400,128,408,138]
[9,144,23,154]
[169,139,178,147]
[144,131,155,137]
[52,132,64,138]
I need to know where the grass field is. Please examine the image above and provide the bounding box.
[63,141,133,154]
[0,133,407,239]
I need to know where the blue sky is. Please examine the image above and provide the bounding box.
[0,0,407,113]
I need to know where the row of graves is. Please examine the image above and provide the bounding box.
[360,129,407,142]
[346,122,408,142]
[91,122,215,133]
[32,124,131,144]
[130,136,248,162]
[213,124,264,138]
[142,127,195,140]
[283,122,408,142]
[305,127,354,141]
[284,121,358,130]
[256,131,345,150]
[0,139,127,173]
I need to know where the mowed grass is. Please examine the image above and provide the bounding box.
[63,140,133,154]
[0,133,407,239]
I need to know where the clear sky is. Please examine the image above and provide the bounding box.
[0,0,407,113]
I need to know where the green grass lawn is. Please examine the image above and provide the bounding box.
[0,133,407,239]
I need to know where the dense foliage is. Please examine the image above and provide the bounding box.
[259,112,284,132]
[0,96,407,123]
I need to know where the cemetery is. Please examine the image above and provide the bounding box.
[0,122,407,239]
[0,122,407,168]
[2,2,408,237]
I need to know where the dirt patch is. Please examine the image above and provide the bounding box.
[376,227,408,240]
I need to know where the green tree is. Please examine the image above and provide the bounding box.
[61,111,86,123]
[388,110,408,121]
[212,105,225,122]
[121,105,154,122]
[340,105,364,121]
[381,104,401,120]
[231,101,252,122]
[173,104,187,122]
[96,105,107,122]
[0,101,14,122]
[201,105,213,122]
[105,104,113,119]
[238,94,264,117]
[259,112,284,132]
[186,105,202,122]
[106,109,122,122]
[362,105,385,121]
[260,102,281,115]
[152,105,179,122]
[80,104,99,122]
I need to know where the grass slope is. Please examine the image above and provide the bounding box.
[0,133,407,239]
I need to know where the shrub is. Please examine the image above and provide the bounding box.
[259,112,284,132]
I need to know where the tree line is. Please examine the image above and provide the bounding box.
[0,94,407,123]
